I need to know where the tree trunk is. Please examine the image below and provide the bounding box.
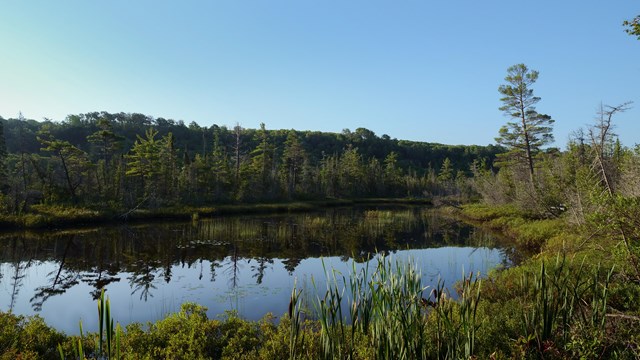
[59,153,77,203]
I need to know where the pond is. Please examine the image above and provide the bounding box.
[0,206,511,334]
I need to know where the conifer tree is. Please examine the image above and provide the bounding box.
[0,119,7,190]
[281,130,306,198]
[496,64,554,184]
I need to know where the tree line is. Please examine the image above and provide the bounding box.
[0,113,503,213]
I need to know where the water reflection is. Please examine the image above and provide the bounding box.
[0,207,511,334]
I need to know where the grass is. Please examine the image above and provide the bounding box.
[0,198,431,230]
[457,203,562,252]
[306,254,485,359]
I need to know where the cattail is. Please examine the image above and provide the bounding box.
[288,296,294,318]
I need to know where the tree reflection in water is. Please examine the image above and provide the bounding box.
[8,260,29,312]
[0,207,514,314]
[251,257,273,284]
[210,260,222,283]
[225,245,242,289]
[30,237,80,311]
[128,259,161,301]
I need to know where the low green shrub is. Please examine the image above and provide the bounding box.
[0,312,64,360]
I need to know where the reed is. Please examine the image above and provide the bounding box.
[288,279,305,360]
[310,254,483,359]
[96,288,121,359]
[59,289,121,360]
[432,272,482,360]
[519,254,613,355]
[315,259,348,359]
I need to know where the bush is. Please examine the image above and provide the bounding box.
[0,312,64,360]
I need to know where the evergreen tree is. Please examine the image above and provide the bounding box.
[249,123,273,199]
[159,132,178,203]
[210,129,231,201]
[496,64,554,184]
[438,157,453,182]
[38,128,90,203]
[338,146,364,196]
[383,151,402,196]
[231,124,246,199]
[125,128,162,202]
[0,118,7,190]
[87,118,123,199]
[281,130,306,198]
[87,117,123,163]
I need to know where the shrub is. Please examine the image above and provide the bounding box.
[0,312,64,360]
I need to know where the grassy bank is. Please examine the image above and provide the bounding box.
[0,198,431,230]
[456,204,640,357]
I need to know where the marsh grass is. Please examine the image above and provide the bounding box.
[519,254,613,356]
[310,255,482,360]
[288,280,305,360]
[58,289,121,360]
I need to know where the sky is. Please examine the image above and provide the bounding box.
[1,1,638,147]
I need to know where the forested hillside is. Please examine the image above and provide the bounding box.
[0,112,503,211]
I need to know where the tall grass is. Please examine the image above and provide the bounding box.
[59,289,121,360]
[311,255,482,360]
[433,272,482,359]
[288,279,305,360]
[519,254,613,355]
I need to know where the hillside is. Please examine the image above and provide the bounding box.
[0,111,503,211]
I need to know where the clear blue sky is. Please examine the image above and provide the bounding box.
[1,1,638,147]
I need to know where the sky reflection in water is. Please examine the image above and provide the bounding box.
[0,207,508,334]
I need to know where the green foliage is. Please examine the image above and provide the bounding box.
[438,157,453,182]
[123,303,219,359]
[125,129,162,189]
[288,281,306,360]
[0,112,504,215]
[0,312,65,359]
[18,204,104,228]
[311,255,485,359]
[511,218,562,250]
[623,15,640,39]
[496,64,554,184]
[38,127,92,203]
[282,130,308,198]
[86,117,123,162]
[0,118,7,189]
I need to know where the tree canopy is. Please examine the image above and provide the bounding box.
[0,112,504,211]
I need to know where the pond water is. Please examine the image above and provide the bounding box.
[0,206,511,334]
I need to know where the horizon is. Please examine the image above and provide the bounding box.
[1,1,639,147]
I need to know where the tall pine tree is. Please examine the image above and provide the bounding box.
[496,64,554,184]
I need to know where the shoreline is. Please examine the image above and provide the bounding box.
[0,197,432,231]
